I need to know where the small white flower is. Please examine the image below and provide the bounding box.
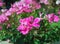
[56,0,60,4]
[1,9,7,13]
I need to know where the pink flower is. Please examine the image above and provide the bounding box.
[19,16,34,25]
[47,13,59,23]
[9,7,17,13]
[17,24,31,35]
[0,0,4,7]
[54,15,59,22]
[24,0,32,4]
[0,15,9,24]
[17,16,40,35]
[8,0,41,15]
[0,2,3,7]
[32,1,41,9]
[58,10,60,14]
[14,1,32,14]
[17,16,33,35]
[5,11,12,16]
[47,13,54,23]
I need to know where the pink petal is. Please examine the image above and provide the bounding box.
[34,18,40,23]
[54,15,59,22]
[21,29,29,35]
[32,23,40,28]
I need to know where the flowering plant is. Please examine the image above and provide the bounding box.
[0,0,60,44]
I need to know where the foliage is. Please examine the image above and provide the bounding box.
[0,0,60,44]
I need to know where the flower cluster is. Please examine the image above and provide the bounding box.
[0,14,8,24]
[47,13,59,23]
[0,0,60,44]
[0,0,4,7]
[17,16,41,35]
[9,0,41,14]
[0,0,41,24]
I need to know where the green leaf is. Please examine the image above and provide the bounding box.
[34,39,40,44]
[50,23,58,28]
[57,21,60,28]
